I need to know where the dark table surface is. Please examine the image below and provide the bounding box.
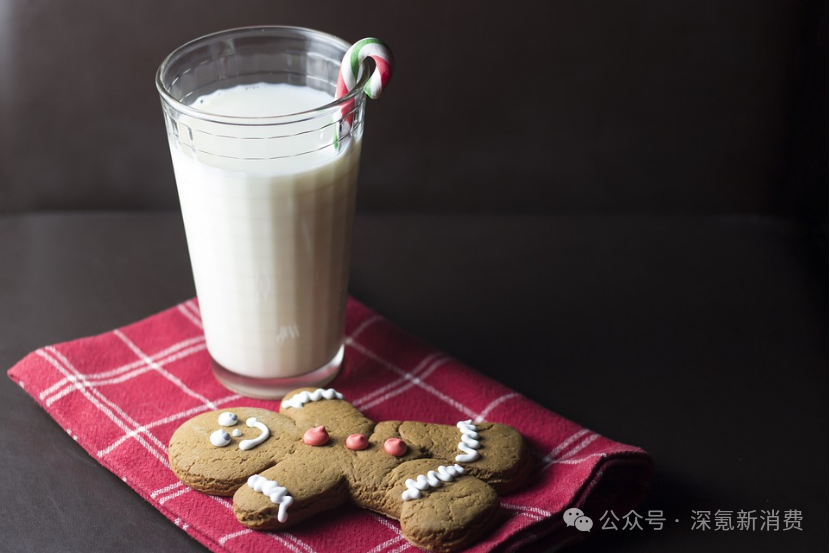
[0,211,825,552]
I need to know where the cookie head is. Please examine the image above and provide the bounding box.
[168,407,299,495]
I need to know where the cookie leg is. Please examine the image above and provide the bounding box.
[401,476,499,552]
[382,460,500,552]
[233,456,348,531]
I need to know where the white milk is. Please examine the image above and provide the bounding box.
[169,83,361,379]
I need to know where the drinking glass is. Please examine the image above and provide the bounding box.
[156,27,369,399]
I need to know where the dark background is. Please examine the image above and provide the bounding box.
[0,1,826,552]
[0,1,824,219]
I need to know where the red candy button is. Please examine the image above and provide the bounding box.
[303,425,329,446]
[384,438,407,457]
[345,433,369,451]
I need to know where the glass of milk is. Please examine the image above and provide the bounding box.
[156,27,371,399]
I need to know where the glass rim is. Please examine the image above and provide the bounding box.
[155,25,371,126]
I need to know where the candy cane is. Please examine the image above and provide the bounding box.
[335,37,394,101]
[334,37,394,145]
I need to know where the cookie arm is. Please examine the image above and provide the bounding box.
[398,421,533,494]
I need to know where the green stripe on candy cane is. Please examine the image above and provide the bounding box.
[334,37,394,150]
[342,38,394,99]
[337,38,394,100]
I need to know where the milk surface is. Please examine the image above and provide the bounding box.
[170,83,361,378]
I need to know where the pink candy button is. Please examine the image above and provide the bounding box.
[303,425,329,446]
[384,438,407,457]
[345,434,369,451]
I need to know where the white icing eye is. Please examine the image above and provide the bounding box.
[210,429,231,447]
[218,412,238,426]
[232,429,242,437]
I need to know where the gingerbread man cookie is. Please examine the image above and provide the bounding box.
[169,387,533,552]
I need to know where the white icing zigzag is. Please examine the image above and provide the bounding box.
[455,420,481,463]
[401,464,465,501]
[248,475,294,523]
[281,388,344,410]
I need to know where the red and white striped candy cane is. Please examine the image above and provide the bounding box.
[335,37,394,100]
[335,38,394,140]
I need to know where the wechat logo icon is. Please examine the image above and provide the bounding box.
[564,507,594,532]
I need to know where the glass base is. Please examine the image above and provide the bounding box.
[210,345,344,400]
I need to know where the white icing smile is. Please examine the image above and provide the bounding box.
[239,417,270,451]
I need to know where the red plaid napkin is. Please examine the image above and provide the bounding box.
[7,297,652,552]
